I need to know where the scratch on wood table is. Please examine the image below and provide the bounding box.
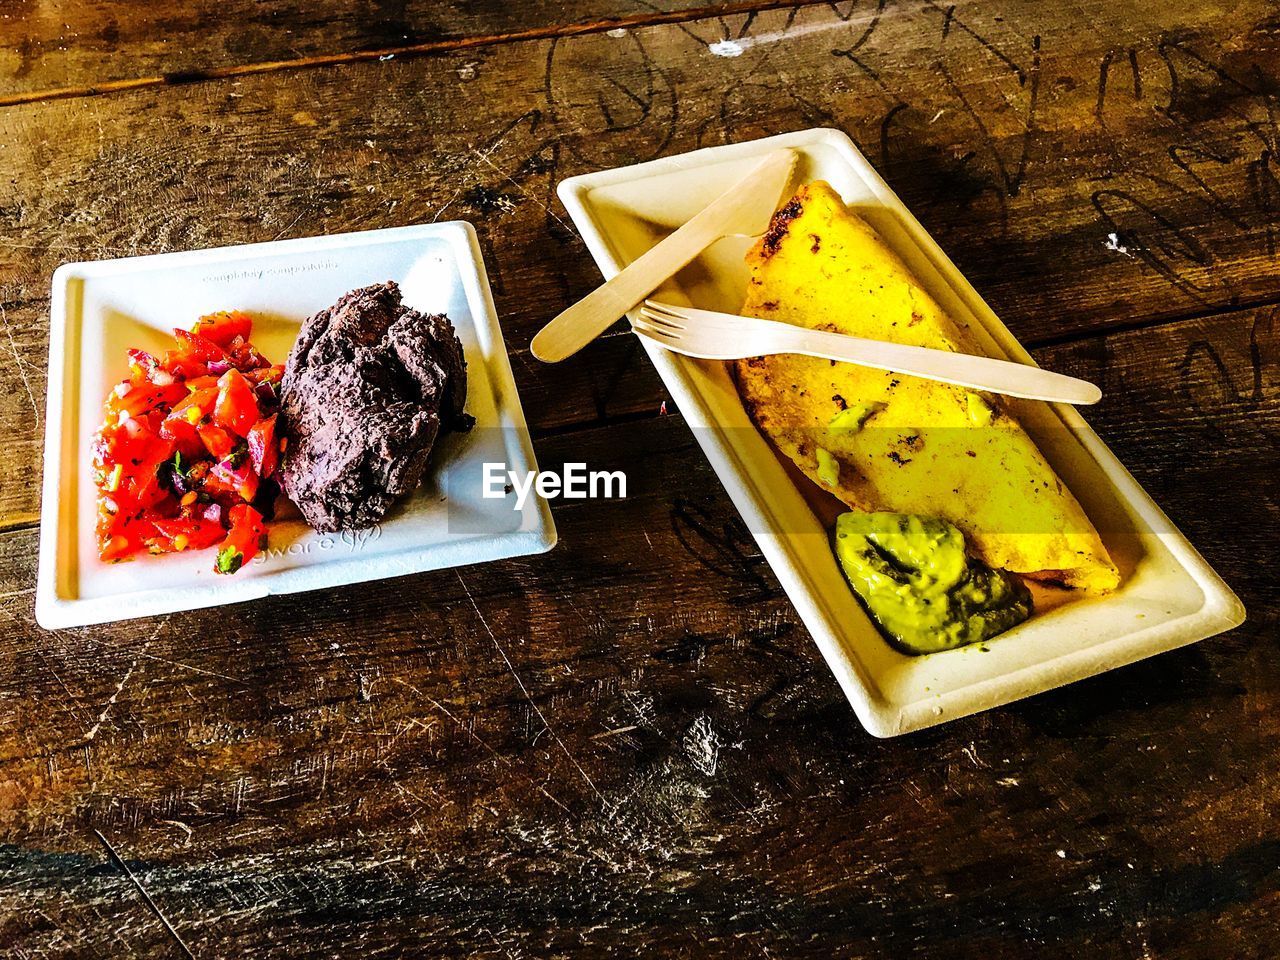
[94,828,196,959]
[79,616,170,744]
[456,571,604,802]
[0,302,39,426]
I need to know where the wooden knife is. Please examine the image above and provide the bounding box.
[531,148,797,363]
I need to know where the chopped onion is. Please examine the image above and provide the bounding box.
[114,382,131,398]
[202,503,222,523]
[207,359,232,376]
[151,369,175,386]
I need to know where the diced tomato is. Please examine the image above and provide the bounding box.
[95,416,168,479]
[182,375,219,393]
[99,533,135,562]
[161,387,218,455]
[150,517,225,552]
[96,513,162,563]
[159,416,198,449]
[245,365,285,387]
[127,349,161,376]
[107,380,187,419]
[197,421,238,460]
[214,368,259,437]
[246,415,278,478]
[215,504,266,574]
[166,385,218,423]
[227,337,269,372]
[161,349,208,380]
[94,313,279,573]
[189,520,227,550]
[159,420,204,460]
[126,439,178,509]
[191,310,252,348]
[172,328,228,365]
[96,496,133,560]
[206,458,259,503]
[92,420,131,470]
[160,422,201,461]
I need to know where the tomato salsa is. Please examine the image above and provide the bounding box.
[92,311,282,574]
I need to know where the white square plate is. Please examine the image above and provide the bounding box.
[37,222,556,628]
[558,128,1244,737]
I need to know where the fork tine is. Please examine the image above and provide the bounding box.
[640,301,689,327]
[637,305,686,331]
[631,314,667,334]
[631,316,681,342]
[642,299,686,319]
[647,300,749,336]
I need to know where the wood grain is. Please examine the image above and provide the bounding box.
[1,306,1276,956]
[2,0,1280,524]
[2,1,1279,955]
[0,0,784,99]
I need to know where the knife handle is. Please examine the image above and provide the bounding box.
[530,224,724,363]
[531,150,796,363]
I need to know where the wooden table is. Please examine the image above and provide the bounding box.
[2,2,1277,955]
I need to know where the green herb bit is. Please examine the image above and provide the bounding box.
[829,401,885,433]
[215,546,243,575]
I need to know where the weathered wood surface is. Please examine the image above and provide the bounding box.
[3,0,1280,523]
[4,305,1278,956]
[0,1,800,101]
[1,0,1278,956]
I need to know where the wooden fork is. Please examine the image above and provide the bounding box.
[634,300,1102,405]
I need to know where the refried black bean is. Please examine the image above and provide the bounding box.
[278,281,471,532]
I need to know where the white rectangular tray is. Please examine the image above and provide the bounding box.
[37,222,556,628]
[558,128,1244,736]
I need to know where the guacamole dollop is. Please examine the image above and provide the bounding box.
[834,511,1032,655]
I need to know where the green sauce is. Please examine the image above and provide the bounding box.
[834,512,1032,655]
[829,401,884,432]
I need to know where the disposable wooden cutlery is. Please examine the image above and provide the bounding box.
[634,300,1102,405]
[531,149,797,363]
